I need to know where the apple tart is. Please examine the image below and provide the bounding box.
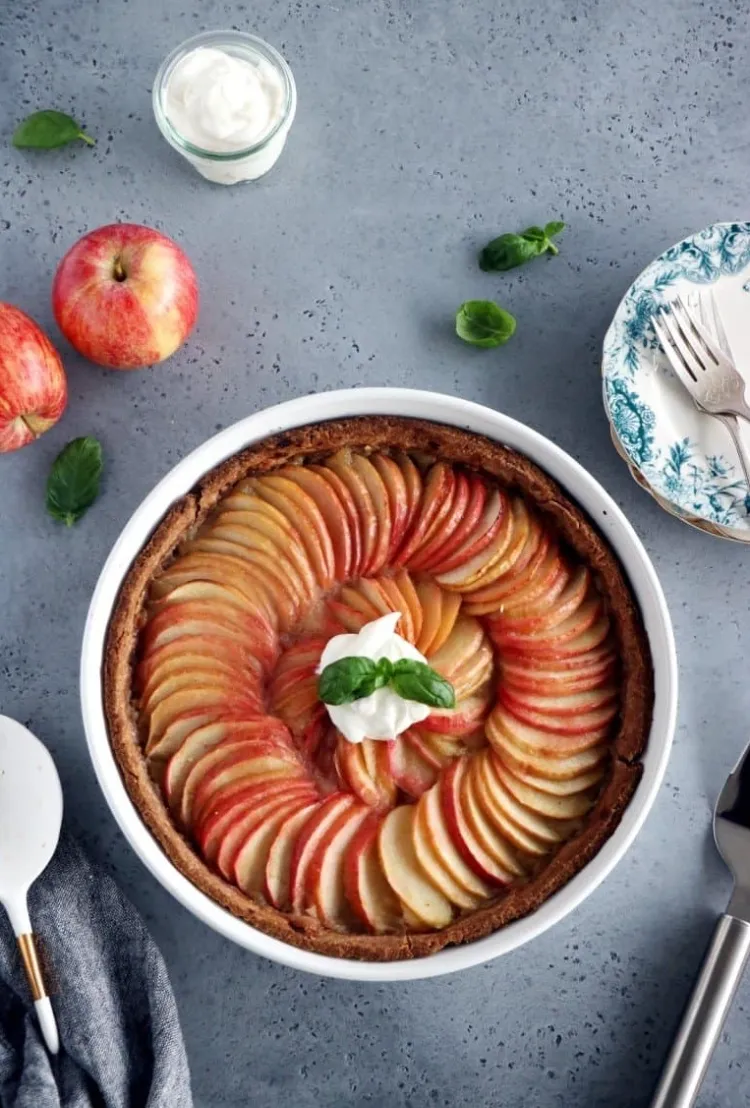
[105,417,653,961]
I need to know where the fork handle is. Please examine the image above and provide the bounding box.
[714,413,750,490]
[650,914,750,1107]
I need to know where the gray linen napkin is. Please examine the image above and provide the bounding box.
[0,831,192,1108]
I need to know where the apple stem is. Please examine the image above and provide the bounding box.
[112,257,127,282]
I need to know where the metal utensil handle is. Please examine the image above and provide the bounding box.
[651,914,750,1107]
[714,413,750,490]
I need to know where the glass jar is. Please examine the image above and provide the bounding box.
[152,30,297,185]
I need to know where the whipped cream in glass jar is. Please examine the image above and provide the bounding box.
[153,31,297,185]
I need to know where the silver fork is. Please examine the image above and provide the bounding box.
[652,295,750,490]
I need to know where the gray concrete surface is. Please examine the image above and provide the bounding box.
[1,1,748,1104]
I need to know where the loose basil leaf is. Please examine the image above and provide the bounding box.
[456,300,516,348]
[12,109,95,150]
[479,221,565,271]
[46,436,103,526]
[319,656,379,705]
[391,660,456,709]
[479,233,538,272]
[544,220,566,238]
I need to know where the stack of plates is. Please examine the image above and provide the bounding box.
[603,221,750,541]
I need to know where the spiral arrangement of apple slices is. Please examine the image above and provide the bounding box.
[136,448,619,934]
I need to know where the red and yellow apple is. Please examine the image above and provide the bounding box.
[0,302,67,452]
[52,223,198,369]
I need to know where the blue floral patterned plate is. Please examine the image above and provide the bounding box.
[603,221,750,541]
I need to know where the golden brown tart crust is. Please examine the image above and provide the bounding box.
[104,416,653,961]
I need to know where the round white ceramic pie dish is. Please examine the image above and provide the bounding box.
[80,388,677,981]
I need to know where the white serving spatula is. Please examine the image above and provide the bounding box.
[0,715,63,1054]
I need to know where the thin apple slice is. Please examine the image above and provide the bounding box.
[470,751,551,856]
[414,784,493,906]
[146,687,264,750]
[152,551,280,627]
[335,736,396,810]
[500,683,619,720]
[490,725,609,781]
[383,570,423,644]
[197,778,314,861]
[429,590,462,654]
[208,520,316,606]
[344,815,403,934]
[213,508,318,600]
[307,463,363,577]
[140,661,256,714]
[322,451,378,578]
[414,729,466,763]
[357,578,401,625]
[499,639,617,674]
[406,472,469,571]
[326,600,375,633]
[276,465,354,579]
[233,793,319,894]
[500,692,619,736]
[137,632,263,689]
[273,683,322,732]
[487,706,609,757]
[264,802,321,909]
[214,492,312,565]
[378,805,453,929]
[415,474,487,573]
[350,454,392,575]
[441,757,519,883]
[242,474,335,589]
[393,452,424,531]
[182,537,301,628]
[394,463,455,567]
[289,794,357,913]
[141,606,278,672]
[471,506,544,600]
[431,488,508,580]
[335,585,382,621]
[147,712,222,761]
[415,578,443,656]
[401,728,446,771]
[492,566,590,639]
[500,653,617,696]
[509,762,603,796]
[484,753,580,844]
[420,693,490,737]
[166,722,292,799]
[150,579,257,616]
[492,759,595,821]
[216,790,315,880]
[497,599,606,658]
[371,454,410,560]
[462,533,556,616]
[179,743,300,828]
[451,653,494,703]
[387,736,439,798]
[307,804,371,927]
[428,616,485,681]
[463,497,533,592]
[460,759,526,878]
[143,596,273,647]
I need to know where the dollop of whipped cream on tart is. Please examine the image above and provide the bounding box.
[317,612,430,743]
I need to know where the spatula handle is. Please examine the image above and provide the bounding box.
[7,897,59,1055]
[650,913,750,1107]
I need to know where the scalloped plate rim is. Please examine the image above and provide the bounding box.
[602,220,750,542]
